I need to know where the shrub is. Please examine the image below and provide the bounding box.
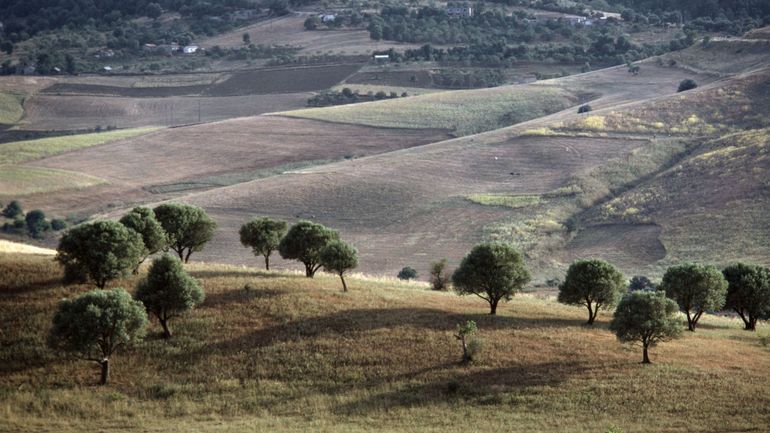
[629,275,656,292]
[48,288,147,384]
[452,243,531,315]
[610,291,683,363]
[25,209,50,238]
[455,320,481,363]
[136,254,204,339]
[2,200,23,219]
[558,259,626,325]
[660,263,727,331]
[153,203,216,263]
[429,258,450,290]
[239,217,288,270]
[56,221,145,288]
[397,266,418,280]
[577,104,592,113]
[50,218,68,231]
[319,240,358,291]
[678,79,698,92]
[278,220,339,277]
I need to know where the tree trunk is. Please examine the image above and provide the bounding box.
[184,249,193,264]
[586,302,595,325]
[642,344,650,364]
[686,310,695,331]
[747,315,757,331]
[160,318,172,339]
[99,359,110,385]
[305,263,315,278]
[340,273,347,292]
[176,248,184,261]
[264,255,270,271]
[489,298,498,315]
[736,309,750,330]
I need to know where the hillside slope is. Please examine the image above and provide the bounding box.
[1,254,769,433]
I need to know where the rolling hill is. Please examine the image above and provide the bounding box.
[1,254,769,433]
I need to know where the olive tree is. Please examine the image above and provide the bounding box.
[558,259,626,325]
[661,263,727,331]
[136,255,204,339]
[278,220,339,277]
[119,207,167,272]
[452,243,531,315]
[610,291,683,364]
[319,240,358,291]
[239,217,288,270]
[153,203,216,263]
[48,288,147,385]
[25,209,50,238]
[723,263,770,331]
[56,221,146,288]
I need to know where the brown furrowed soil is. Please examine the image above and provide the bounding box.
[19,93,311,130]
[205,64,362,95]
[21,116,449,217]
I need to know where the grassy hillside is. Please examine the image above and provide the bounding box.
[0,127,160,164]
[0,165,105,196]
[1,254,769,433]
[278,84,580,136]
[0,92,24,125]
[581,128,770,268]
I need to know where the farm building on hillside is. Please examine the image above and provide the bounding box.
[446,6,473,17]
[563,15,588,25]
[320,14,336,22]
[373,54,389,62]
[183,45,199,54]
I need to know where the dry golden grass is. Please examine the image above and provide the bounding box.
[1,255,769,433]
[0,240,56,255]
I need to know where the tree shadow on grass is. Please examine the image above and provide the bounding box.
[188,269,303,280]
[181,307,589,362]
[201,287,286,309]
[333,360,593,415]
[0,277,62,295]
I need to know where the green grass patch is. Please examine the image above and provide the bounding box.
[467,193,542,209]
[279,85,577,136]
[0,127,161,164]
[0,165,106,196]
[0,92,25,125]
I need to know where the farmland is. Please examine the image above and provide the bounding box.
[1,255,769,433]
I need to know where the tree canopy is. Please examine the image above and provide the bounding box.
[558,259,626,325]
[610,291,683,364]
[319,240,358,292]
[660,263,727,331]
[120,207,167,270]
[136,254,204,339]
[48,288,147,384]
[723,263,770,331]
[239,217,288,270]
[452,242,530,315]
[153,203,216,263]
[56,220,146,288]
[278,220,339,277]
[2,200,23,219]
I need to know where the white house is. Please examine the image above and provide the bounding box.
[183,45,199,54]
[446,6,473,18]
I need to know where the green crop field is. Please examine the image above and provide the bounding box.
[0,165,106,196]
[0,92,24,125]
[0,127,161,164]
[279,84,578,136]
